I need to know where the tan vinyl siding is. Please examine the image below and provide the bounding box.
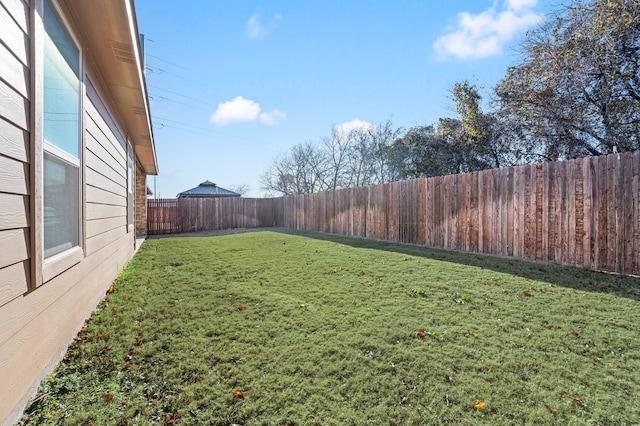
[0,42,29,98]
[0,0,30,310]
[0,231,133,422]
[85,214,127,238]
[0,116,29,163]
[85,184,127,208]
[0,0,29,66]
[84,85,130,251]
[1,0,29,30]
[0,193,28,228]
[0,79,29,131]
[0,1,148,422]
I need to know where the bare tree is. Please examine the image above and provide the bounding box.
[260,142,328,196]
[228,183,250,196]
[496,0,640,160]
[260,120,402,196]
[321,127,352,190]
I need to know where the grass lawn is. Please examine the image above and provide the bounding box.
[20,231,640,425]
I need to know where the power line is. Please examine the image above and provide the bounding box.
[146,53,213,80]
[146,64,219,92]
[151,115,254,146]
[148,84,213,106]
[148,92,211,112]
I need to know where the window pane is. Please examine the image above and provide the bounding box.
[128,150,134,225]
[44,152,79,258]
[43,0,79,158]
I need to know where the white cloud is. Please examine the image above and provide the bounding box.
[210,96,260,125]
[245,13,282,39]
[507,0,538,11]
[335,119,376,137]
[259,109,287,126]
[433,1,543,61]
[210,96,286,126]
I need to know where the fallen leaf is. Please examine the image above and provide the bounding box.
[80,326,87,333]
[167,413,178,424]
[473,400,485,410]
[168,303,174,308]
[105,393,113,402]
[237,304,243,311]
[566,395,581,404]
[571,331,579,337]
[523,291,532,297]
[546,405,553,413]
[233,390,244,399]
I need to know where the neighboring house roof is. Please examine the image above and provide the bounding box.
[68,0,158,175]
[177,181,241,198]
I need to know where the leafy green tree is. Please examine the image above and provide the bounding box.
[390,81,507,180]
[389,125,452,179]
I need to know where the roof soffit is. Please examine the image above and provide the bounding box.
[61,0,157,174]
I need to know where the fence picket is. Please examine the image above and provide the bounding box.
[147,153,640,275]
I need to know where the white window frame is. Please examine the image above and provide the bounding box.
[39,0,84,284]
[127,142,135,230]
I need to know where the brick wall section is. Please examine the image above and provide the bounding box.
[135,164,147,236]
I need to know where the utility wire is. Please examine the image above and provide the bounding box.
[144,46,259,148]
[146,53,213,80]
[148,84,214,106]
[146,64,219,92]
[148,92,211,112]
[151,115,254,146]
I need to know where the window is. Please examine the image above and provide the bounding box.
[127,145,134,226]
[43,0,81,258]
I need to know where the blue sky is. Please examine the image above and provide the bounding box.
[135,0,554,198]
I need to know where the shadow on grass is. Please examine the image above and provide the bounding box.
[148,227,640,302]
[271,229,640,302]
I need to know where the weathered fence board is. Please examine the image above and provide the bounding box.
[148,152,640,275]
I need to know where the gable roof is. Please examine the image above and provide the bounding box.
[177,181,241,198]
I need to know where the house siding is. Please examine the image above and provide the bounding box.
[0,0,149,423]
[0,0,31,309]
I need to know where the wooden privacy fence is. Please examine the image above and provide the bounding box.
[148,152,640,275]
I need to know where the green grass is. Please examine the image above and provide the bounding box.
[19,231,640,425]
